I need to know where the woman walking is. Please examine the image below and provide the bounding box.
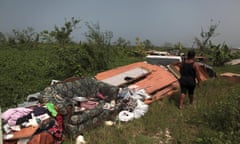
[178,50,201,109]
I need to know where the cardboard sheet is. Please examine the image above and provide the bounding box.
[4,126,39,140]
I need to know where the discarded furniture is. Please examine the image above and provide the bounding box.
[38,77,120,136]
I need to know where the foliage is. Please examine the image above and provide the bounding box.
[193,78,240,144]
[39,30,55,43]
[193,20,234,66]
[194,20,220,51]
[54,44,114,77]
[173,41,184,55]
[231,51,240,59]
[0,47,57,108]
[209,42,231,66]
[83,22,119,72]
[0,32,7,44]
[84,22,113,47]
[40,17,80,46]
[5,27,39,48]
[0,19,145,109]
[132,37,147,57]
[143,39,154,50]
[113,37,131,49]
[0,42,142,109]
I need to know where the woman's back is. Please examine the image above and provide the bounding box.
[180,60,196,79]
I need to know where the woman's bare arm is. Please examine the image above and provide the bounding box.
[194,62,202,84]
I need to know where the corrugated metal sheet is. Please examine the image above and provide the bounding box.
[100,67,151,86]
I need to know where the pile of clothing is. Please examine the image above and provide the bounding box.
[2,102,64,144]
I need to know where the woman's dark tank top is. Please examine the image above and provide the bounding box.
[180,62,196,79]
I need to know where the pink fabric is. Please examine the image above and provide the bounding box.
[80,101,98,109]
[1,107,33,126]
[97,93,106,99]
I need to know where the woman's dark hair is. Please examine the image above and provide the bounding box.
[187,50,195,59]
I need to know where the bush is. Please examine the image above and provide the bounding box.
[194,80,240,143]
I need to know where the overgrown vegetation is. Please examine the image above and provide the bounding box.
[1,18,240,143]
[0,43,144,109]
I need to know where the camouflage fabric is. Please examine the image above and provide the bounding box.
[65,109,118,136]
[38,77,120,135]
[70,102,104,125]
[38,86,71,115]
[53,77,119,100]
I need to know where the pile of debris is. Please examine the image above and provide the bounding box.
[1,59,216,144]
[2,77,120,143]
[95,62,179,104]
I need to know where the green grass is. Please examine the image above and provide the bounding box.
[63,65,240,144]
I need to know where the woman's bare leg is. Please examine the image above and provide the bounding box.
[189,94,194,104]
[179,93,185,109]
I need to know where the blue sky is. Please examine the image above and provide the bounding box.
[1,0,240,47]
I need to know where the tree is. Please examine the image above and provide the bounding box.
[194,20,232,66]
[84,22,113,47]
[194,20,220,51]
[0,32,7,44]
[113,37,131,48]
[210,42,231,66]
[12,27,38,44]
[39,30,55,43]
[174,41,184,55]
[84,22,114,71]
[40,17,81,46]
[5,27,39,48]
[143,39,154,50]
[133,37,146,57]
